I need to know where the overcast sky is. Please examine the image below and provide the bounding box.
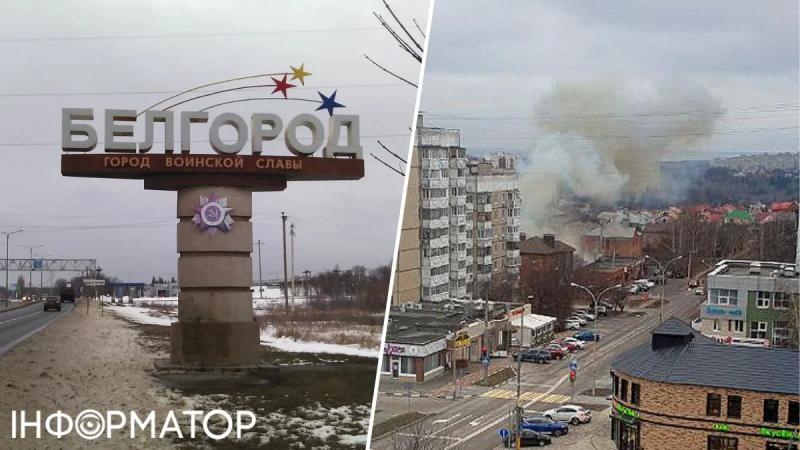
[0,0,429,284]
[420,0,799,156]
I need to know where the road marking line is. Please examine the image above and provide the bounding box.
[468,415,484,427]
[432,414,472,436]
[0,311,38,326]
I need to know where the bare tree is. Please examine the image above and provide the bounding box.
[389,419,462,450]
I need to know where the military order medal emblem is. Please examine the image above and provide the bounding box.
[192,192,233,235]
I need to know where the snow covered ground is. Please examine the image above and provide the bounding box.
[108,295,381,358]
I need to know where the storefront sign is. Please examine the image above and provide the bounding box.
[615,403,640,421]
[384,339,446,357]
[760,427,799,441]
[447,333,471,350]
[703,305,744,319]
[712,423,730,432]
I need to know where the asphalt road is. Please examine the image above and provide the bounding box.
[371,279,705,449]
[0,301,74,357]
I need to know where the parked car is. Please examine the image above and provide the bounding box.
[521,416,569,437]
[595,304,608,316]
[564,319,580,330]
[513,349,551,364]
[501,429,552,447]
[552,339,578,352]
[573,330,600,342]
[43,296,61,312]
[543,344,567,360]
[543,405,592,425]
[561,337,587,350]
[567,315,586,326]
[694,287,705,295]
[599,300,614,310]
[573,311,595,321]
[688,279,699,288]
[627,284,640,294]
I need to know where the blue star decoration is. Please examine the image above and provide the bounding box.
[316,90,345,116]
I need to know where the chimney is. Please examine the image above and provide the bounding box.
[520,232,527,242]
[543,234,556,248]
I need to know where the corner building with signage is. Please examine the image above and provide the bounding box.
[610,317,799,450]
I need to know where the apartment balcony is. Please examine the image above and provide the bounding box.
[477,237,492,247]
[476,273,492,284]
[421,272,449,288]
[454,285,467,298]
[425,254,449,269]
[477,203,492,213]
[422,218,449,230]
[450,159,467,170]
[422,197,449,209]
[426,291,450,303]
[507,216,520,226]
[426,236,449,249]
[507,266,520,275]
[449,177,466,188]
[421,158,446,170]
[449,232,467,245]
[505,232,521,242]
[450,195,467,207]
[451,268,467,280]
[506,249,520,259]
[422,178,449,189]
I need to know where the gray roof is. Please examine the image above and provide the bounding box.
[612,317,800,395]
[520,236,575,255]
[586,225,638,239]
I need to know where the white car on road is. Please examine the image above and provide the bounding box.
[561,337,586,350]
[564,319,581,330]
[543,405,592,425]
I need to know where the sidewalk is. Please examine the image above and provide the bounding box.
[379,358,513,399]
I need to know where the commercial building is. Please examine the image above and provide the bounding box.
[701,260,799,348]
[466,153,522,298]
[611,317,799,450]
[381,301,550,383]
[519,234,575,292]
[575,256,644,287]
[392,116,422,305]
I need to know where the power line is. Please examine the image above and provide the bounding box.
[0,27,383,43]
[0,83,407,98]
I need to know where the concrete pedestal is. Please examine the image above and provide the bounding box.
[170,186,259,366]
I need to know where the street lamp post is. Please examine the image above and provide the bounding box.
[1,229,23,307]
[570,282,622,397]
[19,244,45,298]
[645,255,683,323]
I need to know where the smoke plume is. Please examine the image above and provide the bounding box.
[520,79,722,237]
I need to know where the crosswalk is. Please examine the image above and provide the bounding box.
[481,388,570,404]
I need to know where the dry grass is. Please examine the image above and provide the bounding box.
[258,303,382,348]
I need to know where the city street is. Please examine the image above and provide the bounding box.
[0,301,73,357]
[371,279,705,449]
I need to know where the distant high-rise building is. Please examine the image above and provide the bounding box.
[391,115,422,305]
[466,153,521,300]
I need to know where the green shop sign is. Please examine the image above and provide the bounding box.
[713,423,730,432]
[759,427,799,441]
[615,403,641,421]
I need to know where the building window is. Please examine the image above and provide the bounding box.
[764,399,779,423]
[789,401,799,425]
[707,393,722,416]
[621,379,628,401]
[613,374,619,397]
[774,292,795,310]
[707,435,738,450]
[727,395,741,419]
[733,320,744,332]
[751,322,768,339]
[773,321,791,347]
[423,353,441,373]
[756,291,773,308]
[631,383,640,405]
[713,319,721,331]
[400,356,415,376]
[710,289,738,305]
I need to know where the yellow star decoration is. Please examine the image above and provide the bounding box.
[289,63,311,85]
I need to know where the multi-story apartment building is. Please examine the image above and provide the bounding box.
[701,259,798,348]
[417,118,470,302]
[466,153,521,299]
[391,120,422,305]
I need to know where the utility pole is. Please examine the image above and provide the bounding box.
[281,212,289,312]
[254,240,264,299]
[1,229,23,307]
[570,282,621,397]
[645,255,683,323]
[19,244,45,297]
[290,223,295,304]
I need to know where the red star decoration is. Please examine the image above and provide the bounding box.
[271,74,296,99]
